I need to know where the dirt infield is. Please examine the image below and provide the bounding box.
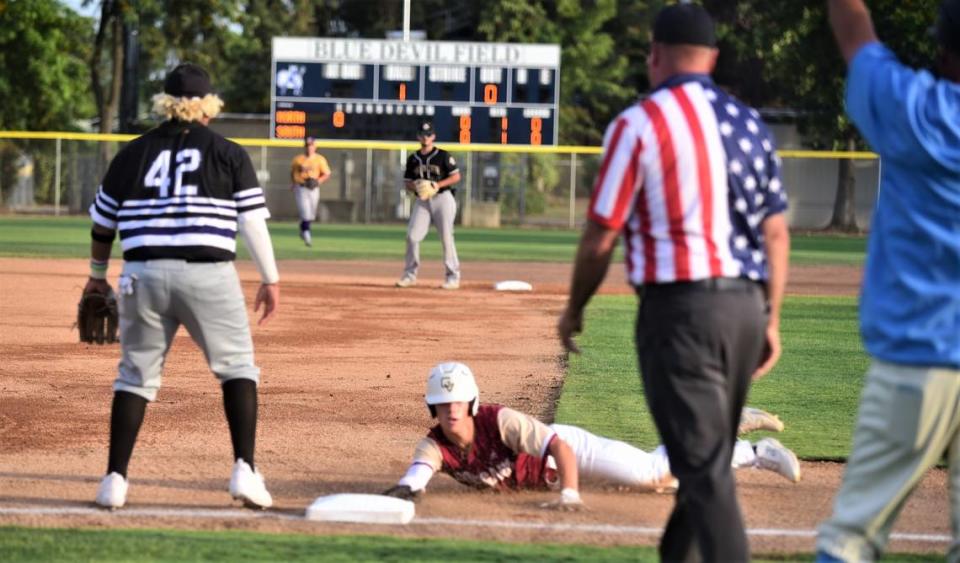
[0,258,950,554]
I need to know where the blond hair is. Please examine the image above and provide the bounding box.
[151,93,223,122]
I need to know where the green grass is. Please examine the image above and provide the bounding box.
[0,526,942,562]
[0,526,657,562]
[0,215,864,264]
[557,295,869,460]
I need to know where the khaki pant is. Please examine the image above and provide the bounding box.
[817,360,960,562]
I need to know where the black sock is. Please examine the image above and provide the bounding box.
[222,379,258,470]
[107,391,148,478]
[299,220,310,232]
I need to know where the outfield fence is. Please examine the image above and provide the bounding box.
[0,131,879,229]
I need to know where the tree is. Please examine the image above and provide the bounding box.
[90,0,129,136]
[478,0,636,146]
[0,0,94,130]
[0,0,95,205]
[707,0,939,231]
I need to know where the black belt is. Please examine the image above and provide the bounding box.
[635,277,765,298]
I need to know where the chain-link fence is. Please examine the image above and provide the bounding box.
[0,133,880,230]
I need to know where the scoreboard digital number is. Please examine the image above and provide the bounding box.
[271,38,561,145]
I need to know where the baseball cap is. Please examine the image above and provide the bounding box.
[652,3,717,48]
[163,63,213,98]
[933,0,960,53]
[305,136,316,144]
[416,121,435,137]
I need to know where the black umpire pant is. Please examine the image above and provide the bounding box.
[636,278,767,562]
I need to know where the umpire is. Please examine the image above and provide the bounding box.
[558,4,790,560]
[86,63,280,510]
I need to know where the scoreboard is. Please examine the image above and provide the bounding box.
[271,37,561,145]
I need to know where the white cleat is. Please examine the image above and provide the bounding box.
[755,438,801,483]
[441,278,460,290]
[395,276,416,288]
[95,472,128,510]
[300,230,312,247]
[738,406,785,435]
[229,459,273,509]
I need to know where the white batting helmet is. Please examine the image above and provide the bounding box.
[425,362,479,417]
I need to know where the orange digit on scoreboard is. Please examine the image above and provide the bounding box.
[530,117,543,145]
[399,83,407,101]
[333,110,345,128]
[459,114,471,144]
[275,125,305,139]
[276,110,306,124]
[500,117,508,144]
[484,84,498,105]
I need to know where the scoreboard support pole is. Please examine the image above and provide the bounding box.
[364,148,373,223]
[54,137,62,216]
[568,152,577,229]
[463,152,473,226]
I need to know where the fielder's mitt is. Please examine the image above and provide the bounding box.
[413,179,439,201]
[303,177,320,189]
[77,288,119,344]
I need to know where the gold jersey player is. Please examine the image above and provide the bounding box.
[289,136,331,247]
[383,362,800,508]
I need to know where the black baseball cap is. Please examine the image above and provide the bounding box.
[934,0,960,53]
[417,121,435,137]
[652,3,717,48]
[163,63,213,98]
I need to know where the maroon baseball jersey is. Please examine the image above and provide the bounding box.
[421,404,555,490]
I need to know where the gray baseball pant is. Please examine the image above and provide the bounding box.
[293,185,320,222]
[114,260,260,402]
[403,190,460,281]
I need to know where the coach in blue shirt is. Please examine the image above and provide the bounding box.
[818,1,960,561]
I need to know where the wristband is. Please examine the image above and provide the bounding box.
[91,228,117,244]
[90,259,108,280]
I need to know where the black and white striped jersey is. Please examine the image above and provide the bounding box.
[90,120,269,262]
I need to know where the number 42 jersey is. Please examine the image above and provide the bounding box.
[90,120,270,262]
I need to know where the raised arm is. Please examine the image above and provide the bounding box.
[827,0,879,63]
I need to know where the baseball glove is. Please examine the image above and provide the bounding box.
[382,484,421,502]
[77,287,118,344]
[412,179,439,201]
[303,177,320,189]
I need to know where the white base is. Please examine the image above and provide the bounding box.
[494,280,533,292]
[305,494,415,524]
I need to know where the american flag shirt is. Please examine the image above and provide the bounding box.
[588,74,788,286]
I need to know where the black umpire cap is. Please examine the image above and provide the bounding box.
[934,0,960,53]
[652,3,717,48]
[416,121,435,137]
[164,63,213,98]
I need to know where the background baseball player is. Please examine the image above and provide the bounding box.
[396,121,462,290]
[382,362,800,508]
[86,63,279,510]
[290,136,332,247]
